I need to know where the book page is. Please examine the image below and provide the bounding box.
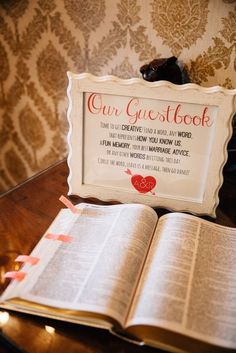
[127,213,236,349]
[1,203,157,326]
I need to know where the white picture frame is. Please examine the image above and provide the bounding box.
[67,72,236,217]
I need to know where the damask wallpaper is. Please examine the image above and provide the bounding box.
[0,0,235,193]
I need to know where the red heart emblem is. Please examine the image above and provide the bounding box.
[131,175,156,194]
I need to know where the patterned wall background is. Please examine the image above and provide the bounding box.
[0,0,235,193]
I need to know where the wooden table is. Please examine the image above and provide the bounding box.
[0,159,235,353]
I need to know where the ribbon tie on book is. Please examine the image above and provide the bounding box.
[4,271,26,281]
[45,233,73,242]
[15,255,40,265]
[59,195,80,214]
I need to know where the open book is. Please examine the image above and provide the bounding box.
[1,202,236,353]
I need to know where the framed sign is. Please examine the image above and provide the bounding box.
[67,72,236,216]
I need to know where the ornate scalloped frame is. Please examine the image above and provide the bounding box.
[67,72,236,217]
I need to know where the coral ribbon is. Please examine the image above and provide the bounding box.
[4,271,26,281]
[59,195,79,214]
[15,255,40,265]
[45,233,73,242]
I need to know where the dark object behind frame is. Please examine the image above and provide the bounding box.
[140,56,189,85]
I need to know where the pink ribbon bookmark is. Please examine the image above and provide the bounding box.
[45,233,73,242]
[15,255,40,266]
[4,271,26,281]
[59,195,79,214]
